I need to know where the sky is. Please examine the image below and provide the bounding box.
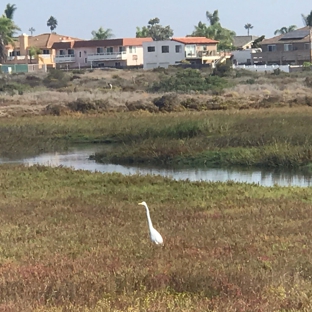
[7,0,312,40]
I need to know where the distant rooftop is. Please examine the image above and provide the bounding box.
[261,26,311,45]
[233,35,259,48]
[172,37,218,44]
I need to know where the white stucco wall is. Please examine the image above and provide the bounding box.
[231,49,262,65]
[125,46,144,66]
[143,40,185,69]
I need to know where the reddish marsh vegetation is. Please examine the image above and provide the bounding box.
[0,165,312,311]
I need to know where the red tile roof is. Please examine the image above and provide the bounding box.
[52,37,153,49]
[172,37,218,44]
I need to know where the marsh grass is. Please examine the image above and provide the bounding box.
[1,165,312,310]
[2,109,312,167]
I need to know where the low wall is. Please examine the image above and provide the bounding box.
[232,64,290,73]
[0,64,47,73]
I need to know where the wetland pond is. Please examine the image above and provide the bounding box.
[0,144,312,187]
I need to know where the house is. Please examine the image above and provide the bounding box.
[143,37,224,69]
[252,26,312,65]
[52,37,153,69]
[4,33,82,68]
[233,35,259,50]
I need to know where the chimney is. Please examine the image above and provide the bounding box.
[20,33,29,55]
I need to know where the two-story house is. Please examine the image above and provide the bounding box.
[52,37,153,69]
[252,26,312,65]
[143,37,222,69]
[5,33,82,68]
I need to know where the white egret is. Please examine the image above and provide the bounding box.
[138,201,163,245]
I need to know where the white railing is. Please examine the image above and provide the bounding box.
[39,54,52,59]
[232,64,290,73]
[54,55,75,63]
[6,55,26,61]
[87,51,127,61]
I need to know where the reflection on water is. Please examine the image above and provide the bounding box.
[1,145,312,187]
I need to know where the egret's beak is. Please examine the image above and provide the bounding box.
[138,202,143,205]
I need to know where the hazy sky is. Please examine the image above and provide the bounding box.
[8,0,312,40]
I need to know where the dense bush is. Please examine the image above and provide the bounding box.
[43,69,70,89]
[0,81,28,95]
[67,98,110,113]
[212,60,233,77]
[148,68,231,93]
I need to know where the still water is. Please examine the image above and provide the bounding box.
[0,145,312,187]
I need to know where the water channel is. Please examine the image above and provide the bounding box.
[0,144,312,187]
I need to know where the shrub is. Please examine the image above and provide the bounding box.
[43,69,70,89]
[149,68,231,93]
[153,94,183,112]
[212,60,233,77]
[67,98,111,113]
[44,104,69,116]
[71,69,86,74]
[25,75,42,87]
[0,81,28,95]
[125,99,157,112]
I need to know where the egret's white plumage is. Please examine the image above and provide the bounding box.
[138,201,163,245]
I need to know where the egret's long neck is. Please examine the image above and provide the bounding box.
[144,204,153,230]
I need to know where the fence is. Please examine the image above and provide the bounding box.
[0,64,47,74]
[232,64,290,73]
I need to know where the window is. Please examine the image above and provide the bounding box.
[175,45,182,53]
[119,46,126,53]
[161,45,169,53]
[84,58,87,64]
[284,44,293,51]
[129,46,136,53]
[68,49,74,55]
[305,43,312,50]
[115,62,121,67]
[59,50,65,55]
[42,49,50,54]
[267,45,276,52]
[9,50,20,56]
[97,47,104,53]
[79,51,82,57]
[106,47,113,54]
[147,46,155,52]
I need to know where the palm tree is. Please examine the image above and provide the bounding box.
[91,27,114,40]
[244,23,253,36]
[302,11,312,26]
[190,21,209,37]
[274,25,297,35]
[47,16,57,32]
[206,10,220,26]
[4,3,17,20]
[29,27,35,36]
[0,16,20,63]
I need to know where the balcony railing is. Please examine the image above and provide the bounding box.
[6,55,26,61]
[87,51,127,62]
[54,54,75,63]
[186,50,221,58]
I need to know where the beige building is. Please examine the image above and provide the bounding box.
[52,37,153,69]
[5,33,82,68]
[252,26,312,65]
